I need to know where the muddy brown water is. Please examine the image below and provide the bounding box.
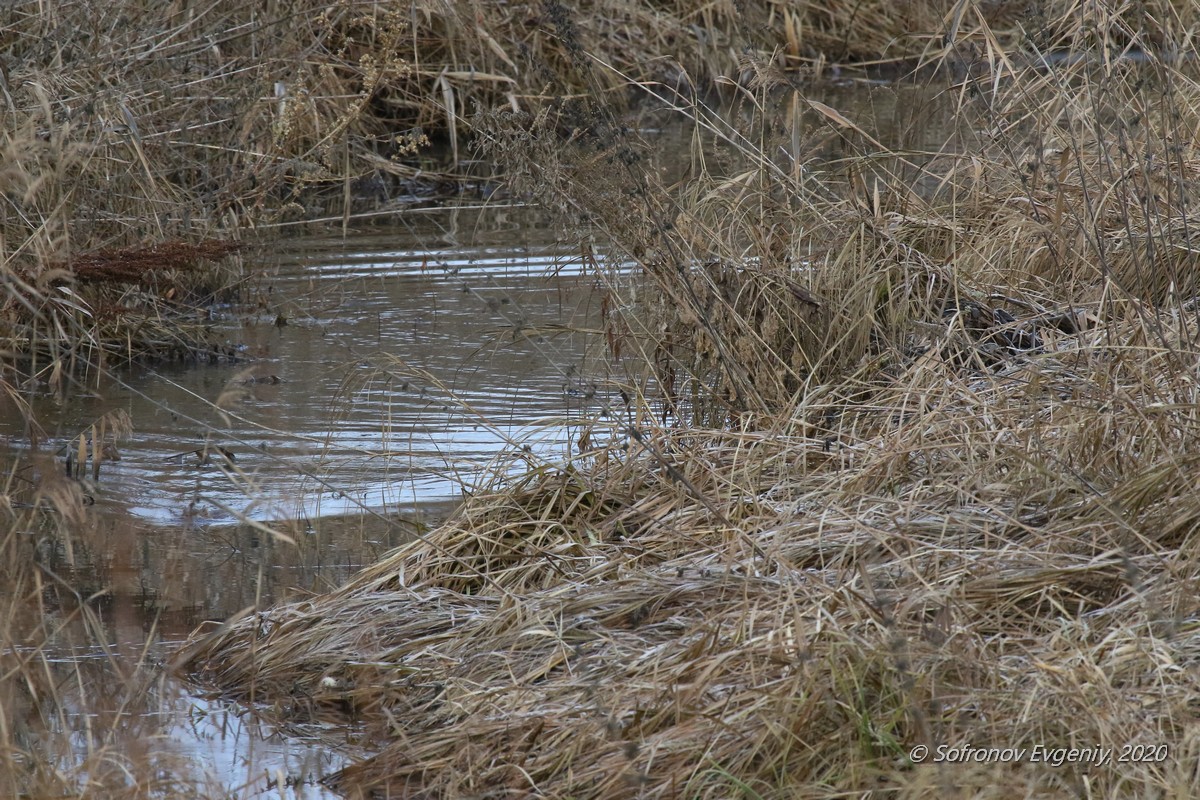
[1,80,967,796]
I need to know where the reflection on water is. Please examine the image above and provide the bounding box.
[1,204,613,797]
[170,690,355,798]
[18,631,352,799]
[4,463,448,797]
[27,205,613,526]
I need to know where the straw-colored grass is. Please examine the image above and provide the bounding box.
[4,0,1172,371]
[179,299,1200,797]
[180,44,1200,800]
[12,0,1200,797]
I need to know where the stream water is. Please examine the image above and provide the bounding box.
[2,204,616,797]
[77,205,610,525]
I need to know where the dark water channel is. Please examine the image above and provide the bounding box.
[3,204,615,797]
[92,205,611,526]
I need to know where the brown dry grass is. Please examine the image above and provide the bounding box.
[0,0,709,378]
[3,0,1166,372]
[179,301,1200,797]
[9,0,1200,798]
[176,7,1200,799]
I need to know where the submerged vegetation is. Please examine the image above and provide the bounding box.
[7,0,1200,798]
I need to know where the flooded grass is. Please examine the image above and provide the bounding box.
[7,1,1200,799]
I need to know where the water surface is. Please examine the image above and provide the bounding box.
[3,204,614,797]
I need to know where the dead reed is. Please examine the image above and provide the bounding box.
[8,0,1200,797]
[177,4,1200,798]
[2,0,1145,373]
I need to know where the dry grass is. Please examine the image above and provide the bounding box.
[2,0,1155,372]
[8,0,1200,797]
[179,304,1200,797]
[176,5,1200,798]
